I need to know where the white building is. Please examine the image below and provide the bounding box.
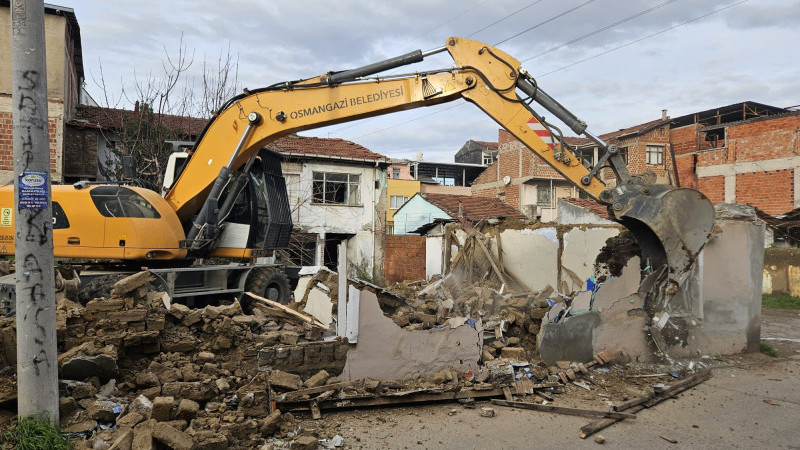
[268,135,389,280]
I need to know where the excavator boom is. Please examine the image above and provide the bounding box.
[167,37,714,289]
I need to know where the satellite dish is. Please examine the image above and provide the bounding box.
[503,175,511,185]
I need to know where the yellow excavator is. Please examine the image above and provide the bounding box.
[0,37,715,306]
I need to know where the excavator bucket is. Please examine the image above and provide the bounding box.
[605,183,716,293]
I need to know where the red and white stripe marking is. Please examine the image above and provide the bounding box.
[527,117,555,149]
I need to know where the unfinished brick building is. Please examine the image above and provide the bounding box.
[472,102,799,219]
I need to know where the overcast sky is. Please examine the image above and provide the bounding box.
[62,0,800,162]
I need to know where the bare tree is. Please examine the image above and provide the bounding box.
[90,35,239,188]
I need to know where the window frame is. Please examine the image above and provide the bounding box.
[311,171,361,206]
[390,195,409,210]
[646,145,664,165]
[537,184,553,207]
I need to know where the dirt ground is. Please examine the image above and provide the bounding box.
[294,308,800,449]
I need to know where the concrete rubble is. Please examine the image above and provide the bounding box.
[0,205,765,447]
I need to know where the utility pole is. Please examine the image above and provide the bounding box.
[11,0,59,423]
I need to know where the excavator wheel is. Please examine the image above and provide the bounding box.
[245,267,292,305]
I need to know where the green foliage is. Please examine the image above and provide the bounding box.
[1,417,73,450]
[759,342,778,358]
[762,294,800,310]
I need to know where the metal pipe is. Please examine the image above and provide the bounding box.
[517,74,588,135]
[327,50,425,84]
[421,46,448,58]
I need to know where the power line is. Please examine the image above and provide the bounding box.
[352,103,464,141]
[467,0,546,39]
[334,0,749,145]
[522,0,680,62]
[494,0,597,46]
[534,0,750,78]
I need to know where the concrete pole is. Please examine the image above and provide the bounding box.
[11,0,60,423]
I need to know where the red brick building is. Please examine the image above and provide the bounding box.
[472,112,674,221]
[472,102,799,219]
[670,102,798,215]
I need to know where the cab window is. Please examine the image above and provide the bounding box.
[89,186,161,219]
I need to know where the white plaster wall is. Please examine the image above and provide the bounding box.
[293,161,377,234]
[497,228,560,291]
[560,227,621,292]
[557,200,616,225]
[426,236,443,280]
[348,231,375,277]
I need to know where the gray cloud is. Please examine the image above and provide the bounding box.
[67,0,799,162]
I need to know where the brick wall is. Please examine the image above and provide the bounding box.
[0,110,60,175]
[736,169,794,214]
[727,115,800,162]
[697,175,725,204]
[384,235,426,283]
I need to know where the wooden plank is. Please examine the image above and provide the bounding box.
[283,388,509,412]
[492,400,636,420]
[277,380,363,402]
[474,235,508,286]
[581,371,711,439]
[502,386,513,401]
[245,292,328,329]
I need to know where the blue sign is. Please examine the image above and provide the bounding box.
[18,170,49,209]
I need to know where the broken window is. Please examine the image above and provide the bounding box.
[646,145,664,165]
[312,172,360,205]
[537,184,552,207]
[390,195,409,210]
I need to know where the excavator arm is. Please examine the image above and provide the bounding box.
[165,37,715,292]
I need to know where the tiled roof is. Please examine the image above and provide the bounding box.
[567,118,667,148]
[421,193,527,222]
[268,135,387,162]
[70,105,207,136]
[561,197,611,220]
[472,140,498,150]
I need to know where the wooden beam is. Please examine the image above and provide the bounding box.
[491,400,636,420]
[581,371,711,439]
[282,388,510,412]
[245,292,328,329]
[277,380,363,402]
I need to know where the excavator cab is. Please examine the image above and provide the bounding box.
[209,149,293,259]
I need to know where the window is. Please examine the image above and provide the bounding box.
[386,225,394,235]
[482,151,494,165]
[312,172,360,205]
[619,147,629,165]
[52,202,69,229]
[580,149,594,166]
[90,186,161,218]
[537,184,552,207]
[390,195,409,210]
[392,168,401,179]
[646,145,664,165]
[433,177,456,186]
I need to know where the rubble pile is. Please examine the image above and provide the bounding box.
[0,271,346,449]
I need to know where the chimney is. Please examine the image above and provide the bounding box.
[662,109,668,120]
[134,100,140,112]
